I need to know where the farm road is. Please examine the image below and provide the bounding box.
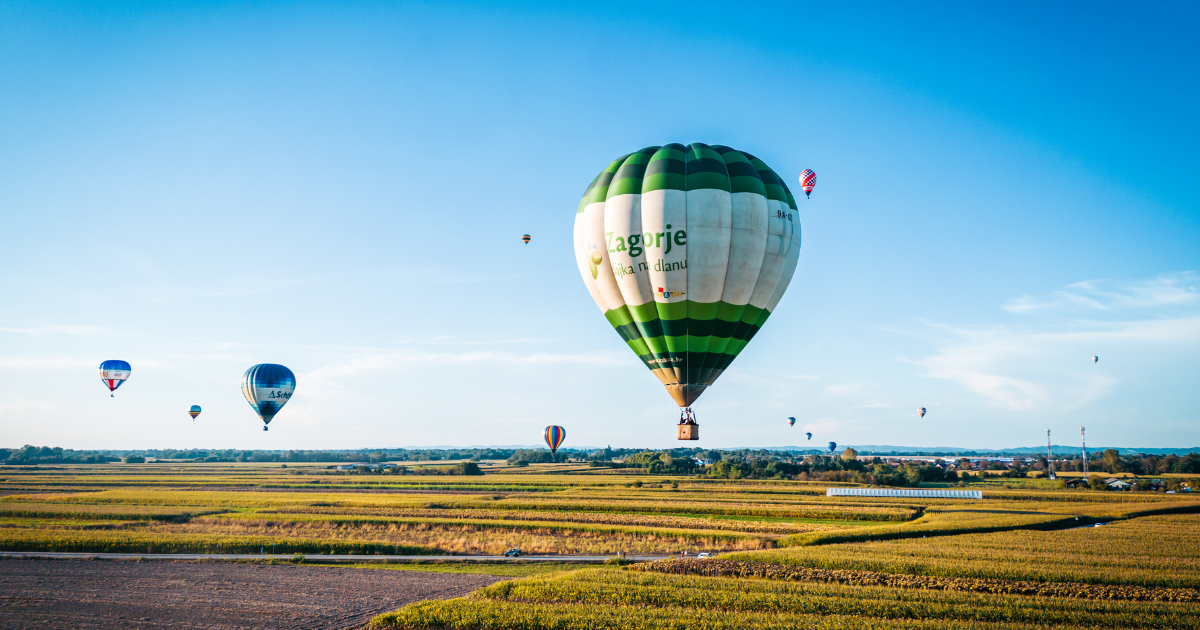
[0,558,503,629]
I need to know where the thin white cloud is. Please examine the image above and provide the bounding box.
[1002,295,1057,313]
[0,394,56,417]
[0,325,106,336]
[823,383,863,396]
[1004,272,1198,313]
[720,367,818,384]
[802,418,840,435]
[132,275,328,302]
[0,356,164,370]
[911,316,1200,411]
[298,348,633,398]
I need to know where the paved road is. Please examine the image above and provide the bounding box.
[0,551,671,563]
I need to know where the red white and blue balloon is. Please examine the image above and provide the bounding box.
[99,360,131,397]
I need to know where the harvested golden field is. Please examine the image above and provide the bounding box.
[0,463,896,555]
[371,564,1200,629]
[728,511,1200,588]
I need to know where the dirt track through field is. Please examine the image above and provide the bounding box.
[0,558,505,629]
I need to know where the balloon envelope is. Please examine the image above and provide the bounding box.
[919,407,926,417]
[522,234,531,244]
[1093,356,1099,363]
[544,425,566,453]
[188,405,201,419]
[799,169,816,198]
[98,360,131,394]
[788,416,795,426]
[574,143,801,412]
[827,441,837,453]
[806,432,812,440]
[242,364,295,429]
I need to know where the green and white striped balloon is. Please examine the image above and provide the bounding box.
[574,143,800,409]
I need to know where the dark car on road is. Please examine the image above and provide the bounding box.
[503,548,522,557]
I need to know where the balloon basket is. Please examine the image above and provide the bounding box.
[677,424,699,441]
[263,426,268,431]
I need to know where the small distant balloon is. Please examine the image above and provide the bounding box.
[919,407,927,418]
[1093,356,1099,363]
[188,405,201,420]
[799,169,816,198]
[827,441,837,453]
[522,234,531,245]
[544,425,566,454]
[99,360,131,398]
[242,364,295,431]
[805,432,812,441]
[788,416,796,427]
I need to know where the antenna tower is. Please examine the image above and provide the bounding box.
[1080,426,1089,481]
[1046,429,1056,480]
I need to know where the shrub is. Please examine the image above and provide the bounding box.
[456,462,483,476]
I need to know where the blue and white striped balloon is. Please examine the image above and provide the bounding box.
[242,364,295,431]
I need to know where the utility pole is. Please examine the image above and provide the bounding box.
[1080,426,1089,481]
[1046,429,1056,480]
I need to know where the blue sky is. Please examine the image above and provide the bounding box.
[1,1,1197,451]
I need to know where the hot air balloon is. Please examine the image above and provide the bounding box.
[574,144,801,440]
[1093,356,1099,363]
[522,234,531,245]
[242,364,295,431]
[788,416,796,427]
[98,360,131,397]
[799,169,816,198]
[827,441,837,453]
[188,405,201,420]
[544,425,566,454]
[919,407,926,418]
[805,432,812,441]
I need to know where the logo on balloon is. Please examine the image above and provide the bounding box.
[588,251,602,279]
[657,287,685,299]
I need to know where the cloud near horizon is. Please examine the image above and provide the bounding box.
[1003,272,1199,313]
[913,274,1200,411]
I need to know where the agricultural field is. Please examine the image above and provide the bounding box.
[2,461,1199,628]
[369,493,1200,629]
[0,462,905,555]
